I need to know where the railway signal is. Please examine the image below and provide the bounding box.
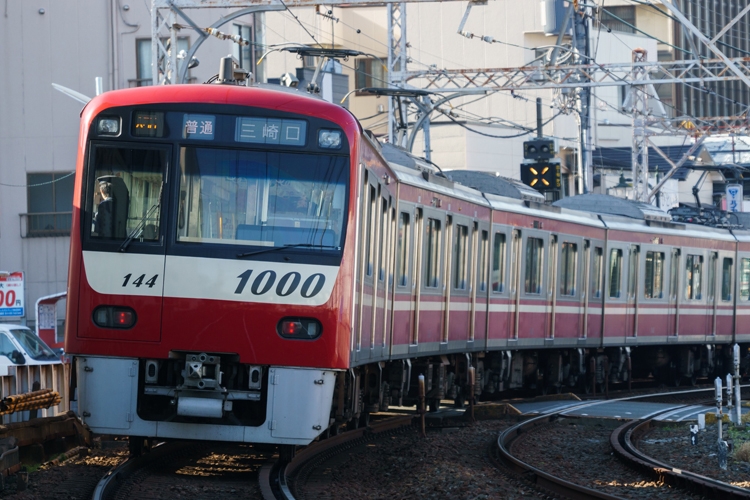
[521,161,561,193]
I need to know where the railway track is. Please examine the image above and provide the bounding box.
[92,440,274,500]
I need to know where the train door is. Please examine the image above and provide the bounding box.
[354,177,378,359]
[473,224,490,349]
[448,216,472,345]
[546,235,558,339]
[707,252,718,338]
[587,241,605,339]
[667,249,680,336]
[718,255,734,337]
[518,230,549,341]
[554,236,584,340]
[417,209,445,348]
[510,229,523,340]
[641,246,667,339]
[411,208,423,346]
[392,207,415,352]
[370,194,390,358]
[625,245,640,339]
[605,244,627,339]
[443,215,454,345]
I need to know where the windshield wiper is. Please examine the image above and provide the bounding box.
[237,243,340,258]
[119,183,163,253]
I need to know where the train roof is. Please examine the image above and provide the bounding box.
[553,193,671,222]
[445,170,545,203]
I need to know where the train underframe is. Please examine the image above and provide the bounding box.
[333,342,749,429]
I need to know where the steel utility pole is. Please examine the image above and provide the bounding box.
[573,1,591,194]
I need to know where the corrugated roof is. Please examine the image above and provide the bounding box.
[592,145,711,181]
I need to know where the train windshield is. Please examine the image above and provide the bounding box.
[177,147,348,249]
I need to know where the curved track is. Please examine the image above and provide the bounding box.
[612,419,750,500]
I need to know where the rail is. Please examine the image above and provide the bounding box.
[612,418,750,499]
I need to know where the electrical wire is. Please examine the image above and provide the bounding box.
[0,172,75,188]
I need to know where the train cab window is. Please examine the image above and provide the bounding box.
[178,147,348,251]
[685,254,703,300]
[492,233,506,292]
[560,242,577,296]
[741,258,750,300]
[591,246,603,298]
[524,237,543,294]
[396,212,411,287]
[453,224,469,290]
[425,218,442,288]
[478,230,489,293]
[609,248,623,298]
[89,146,167,242]
[644,251,665,299]
[722,258,733,301]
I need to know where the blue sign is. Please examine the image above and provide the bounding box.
[235,118,306,146]
[726,184,743,212]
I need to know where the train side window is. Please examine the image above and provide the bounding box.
[670,249,680,298]
[478,230,489,293]
[492,233,506,292]
[741,258,750,300]
[560,242,577,296]
[608,248,623,298]
[644,251,665,299]
[685,254,703,300]
[722,257,733,301]
[591,246,603,298]
[524,237,543,294]
[396,212,410,287]
[425,218,442,288]
[453,224,469,290]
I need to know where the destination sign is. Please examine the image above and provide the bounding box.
[235,118,307,146]
[133,111,165,137]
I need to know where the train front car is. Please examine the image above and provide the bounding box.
[65,85,359,446]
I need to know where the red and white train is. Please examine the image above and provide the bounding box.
[66,71,748,450]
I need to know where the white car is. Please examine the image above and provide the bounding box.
[0,324,61,376]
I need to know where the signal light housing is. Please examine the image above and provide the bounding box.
[277,317,322,340]
[523,139,556,160]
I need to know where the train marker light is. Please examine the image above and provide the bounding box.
[277,317,322,340]
[93,306,136,329]
[97,117,120,135]
[318,129,342,149]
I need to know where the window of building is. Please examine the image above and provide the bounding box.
[454,225,468,290]
[591,246,603,298]
[609,248,623,298]
[525,237,543,294]
[644,251,665,299]
[25,172,74,236]
[685,254,703,300]
[425,218,441,288]
[722,257,733,301]
[135,37,190,87]
[599,6,636,34]
[355,58,388,89]
[560,242,577,296]
[233,24,255,75]
[492,232,506,292]
[478,230,489,293]
[396,212,410,287]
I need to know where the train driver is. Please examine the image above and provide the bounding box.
[94,181,114,238]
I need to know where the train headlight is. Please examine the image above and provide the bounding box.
[277,317,322,340]
[97,117,120,136]
[318,129,342,149]
[93,306,136,329]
